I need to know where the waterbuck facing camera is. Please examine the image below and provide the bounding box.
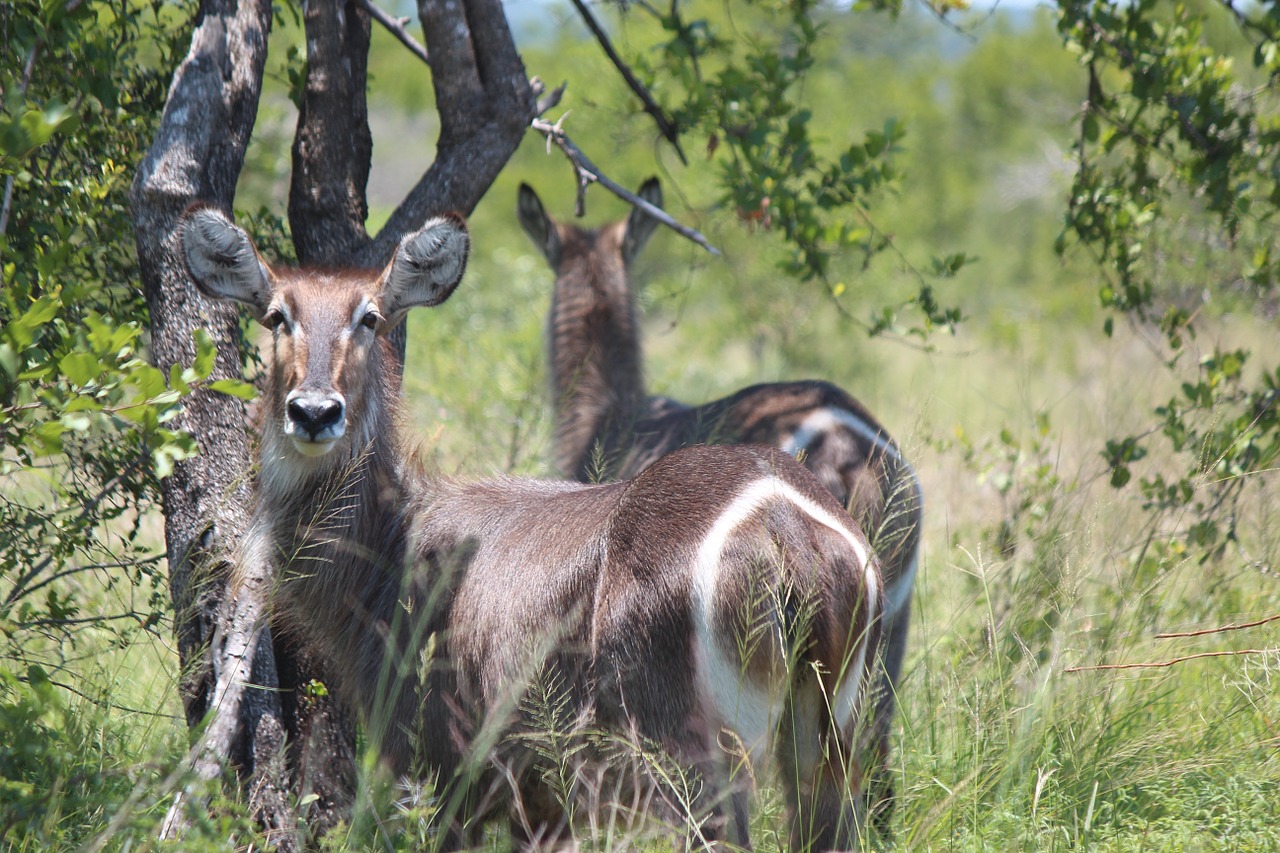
[182,204,885,850]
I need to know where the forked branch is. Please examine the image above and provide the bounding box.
[531,115,719,255]
[534,78,567,117]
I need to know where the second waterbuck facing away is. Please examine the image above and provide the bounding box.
[518,180,924,832]
[182,205,884,850]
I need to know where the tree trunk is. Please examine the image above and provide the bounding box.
[134,0,535,843]
[130,0,295,844]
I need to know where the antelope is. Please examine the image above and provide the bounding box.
[181,205,885,850]
[518,179,923,831]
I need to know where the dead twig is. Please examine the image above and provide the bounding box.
[530,115,719,256]
[1155,613,1280,639]
[357,0,429,65]
[1064,648,1277,673]
[568,0,687,165]
[534,78,567,118]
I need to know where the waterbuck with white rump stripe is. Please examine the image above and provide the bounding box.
[181,204,884,850]
[518,178,923,832]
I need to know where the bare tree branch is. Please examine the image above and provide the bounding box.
[358,0,430,65]
[355,0,536,361]
[531,115,720,256]
[535,78,567,117]
[161,535,277,839]
[568,0,687,164]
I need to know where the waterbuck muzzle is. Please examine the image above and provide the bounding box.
[284,389,346,453]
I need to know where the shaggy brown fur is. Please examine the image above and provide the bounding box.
[182,205,885,850]
[519,180,924,832]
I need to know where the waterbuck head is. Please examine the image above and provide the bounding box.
[181,205,469,463]
[517,177,663,275]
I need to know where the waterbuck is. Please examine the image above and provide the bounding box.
[181,205,884,850]
[518,179,923,831]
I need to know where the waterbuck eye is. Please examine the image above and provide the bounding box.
[263,308,286,331]
[360,310,381,330]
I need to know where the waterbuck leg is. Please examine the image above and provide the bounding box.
[777,684,865,852]
[867,600,910,839]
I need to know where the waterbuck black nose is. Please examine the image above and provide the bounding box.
[287,395,344,438]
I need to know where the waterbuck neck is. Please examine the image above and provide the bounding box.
[249,281,422,692]
[547,223,647,478]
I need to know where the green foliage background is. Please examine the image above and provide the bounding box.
[2,0,1278,849]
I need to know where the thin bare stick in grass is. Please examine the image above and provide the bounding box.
[530,116,719,255]
[13,556,164,605]
[5,453,143,601]
[1064,648,1278,673]
[47,678,181,719]
[356,0,430,65]
[567,0,687,165]
[1155,613,1280,639]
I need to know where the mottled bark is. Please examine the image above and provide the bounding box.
[292,0,536,359]
[130,0,289,839]
[368,0,535,265]
[290,0,535,268]
[288,0,373,263]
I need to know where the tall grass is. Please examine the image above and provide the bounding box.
[3,215,1275,852]
[7,207,1277,853]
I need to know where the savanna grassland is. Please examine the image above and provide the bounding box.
[3,3,1278,851]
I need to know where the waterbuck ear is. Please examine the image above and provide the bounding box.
[180,205,274,321]
[381,214,470,320]
[516,183,562,268]
[622,177,662,265]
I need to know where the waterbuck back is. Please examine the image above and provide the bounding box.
[518,180,924,832]
[182,205,885,850]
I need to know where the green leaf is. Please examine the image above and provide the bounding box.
[153,446,176,479]
[128,364,168,399]
[191,328,217,380]
[152,432,198,479]
[169,363,190,395]
[33,420,65,454]
[1083,112,1100,143]
[4,295,60,349]
[60,411,91,432]
[59,351,103,386]
[208,379,258,401]
[0,343,18,379]
[63,396,102,413]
